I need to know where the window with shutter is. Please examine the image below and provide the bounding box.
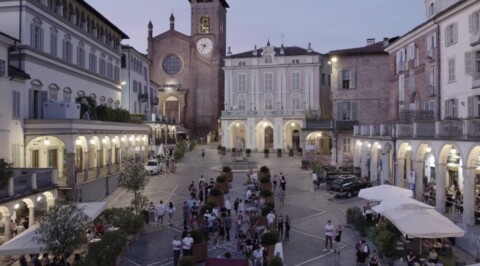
[398,75,405,102]
[0,59,5,76]
[448,58,455,82]
[351,102,358,120]
[444,100,450,119]
[465,52,473,75]
[238,73,246,92]
[350,70,356,89]
[336,102,342,120]
[453,99,458,118]
[468,96,473,117]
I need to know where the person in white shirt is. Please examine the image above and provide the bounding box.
[182,233,194,256]
[246,189,253,204]
[238,199,245,213]
[252,245,263,266]
[225,197,232,215]
[167,202,176,226]
[312,171,318,190]
[324,220,335,252]
[172,235,182,266]
[156,201,166,226]
[266,211,276,229]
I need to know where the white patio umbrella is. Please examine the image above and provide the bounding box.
[358,184,413,201]
[0,202,108,256]
[383,208,465,239]
[372,197,434,214]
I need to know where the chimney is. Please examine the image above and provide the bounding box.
[366,38,376,46]
[383,37,389,47]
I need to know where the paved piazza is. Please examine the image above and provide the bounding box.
[106,144,369,266]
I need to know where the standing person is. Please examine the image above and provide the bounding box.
[172,235,182,266]
[171,159,176,173]
[201,149,205,160]
[156,201,166,226]
[238,199,245,214]
[234,198,240,214]
[223,214,232,242]
[167,202,176,226]
[280,174,287,191]
[369,250,380,266]
[277,213,284,241]
[218,219,226,247]
[272,174,278,192]
[324,220,334,252]
[182,202,189,223]
[334,225,342,254]
[182,232,193,256]
[225,197,232,216]
[285,215,291,241]
[235,211,243,239]
[147,202,156,224]
[277,187,285,207]
[165,157,170,173]
[266,211,276,230]
[312,171,318,191]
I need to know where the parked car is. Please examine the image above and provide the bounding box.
[144,159,161,175]
[329,175,372,198]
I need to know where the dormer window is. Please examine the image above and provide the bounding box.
[265,55,272,64]
[292,59,300,64]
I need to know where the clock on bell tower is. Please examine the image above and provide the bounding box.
[189,0,229,136]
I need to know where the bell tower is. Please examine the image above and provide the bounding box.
[189,0,229,137]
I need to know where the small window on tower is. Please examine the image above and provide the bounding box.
[200,16,210,33]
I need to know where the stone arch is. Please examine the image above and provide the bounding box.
[256,120,274,150]
[284,120,302,150]
[228,121,247,149]
[305,132,332,155]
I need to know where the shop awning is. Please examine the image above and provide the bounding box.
[0,202,107,256]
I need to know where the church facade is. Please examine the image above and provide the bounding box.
[147,0,228,137]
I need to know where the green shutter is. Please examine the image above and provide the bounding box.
[350,69,356,89]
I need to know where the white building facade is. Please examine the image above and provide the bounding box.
[220,43,330,152]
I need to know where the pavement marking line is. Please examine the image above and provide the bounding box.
[123,257,142,266]
[164,185,178,203]
[291,211,327,223]
[285,201,326,212]
[107,188,128,208]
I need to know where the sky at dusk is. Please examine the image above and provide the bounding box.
[86,0,426,55]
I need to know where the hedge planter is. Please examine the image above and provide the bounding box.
[261,230,280,260]
[246,149,251,157]
[231,148,237,157]
[191,230,207,263]
[257,215,267,226]
[277,149,282,157]
[259,166,270,180]
[221,166,233,182]
[209,187,225,206]
[263,149,270,158]
[215,181,229,194]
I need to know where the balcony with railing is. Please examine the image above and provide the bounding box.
[221,109,306,118]
[335,120,358,131]
[306,119,334,130]
[413,122,435,138]
[380,124,392,136]
[399,110,435,124]
[436,120,463,138]
[396,124,413,138]
[353,125,360,136]
[466,119,480,138]
[0,168,57,202]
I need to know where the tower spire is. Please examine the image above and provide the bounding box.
[170,13,175,31]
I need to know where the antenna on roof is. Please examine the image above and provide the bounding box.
[281,33,284,45]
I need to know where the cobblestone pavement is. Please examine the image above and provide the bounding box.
[105,144,387,266]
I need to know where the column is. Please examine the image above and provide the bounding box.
[83,151,89,181]
[28,206,34,228]
[65,153,75,187]
[107,148,112,175]
[246,118,256,150]
[274,117,283,150]
[96,148,100,178]
[8,177,14,197]
[435,163,446,213]
[31,173,37,190]
[361,146,368,178]
[330,138,337,166]
[380,152,390,185]
[463,166,476,225]
[396,158,405,187]
[413,161,425,201]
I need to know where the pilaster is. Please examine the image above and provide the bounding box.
[436,163,446,213]
[462,166,476,225]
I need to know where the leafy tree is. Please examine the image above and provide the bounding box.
[118,160,149,214]
[34,204,91,264]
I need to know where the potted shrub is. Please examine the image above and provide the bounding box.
[217,145,223,154]
[221,166,233,182]
[263,148,270,158]
[231,147,237,157]
[209,187,224,206]
[276,148,282,157]
[221,146,226,155]
[297,147,303,156]
[245,148,251,157]
[178,256,195,266]
[215,175,229,193]
[268,256,284,266]
[301,160,311,170]
[261,230,280,259]
[260,174,272,191]
[191,229,207,262]
[258,205,273,226]
[288,148,294,157]
[346,208,355,224]
[260,189,274,204]
[259,165,270,180]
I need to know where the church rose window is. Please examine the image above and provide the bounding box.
[162,54,182,75]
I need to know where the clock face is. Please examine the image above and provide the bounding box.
[196,37,213,55]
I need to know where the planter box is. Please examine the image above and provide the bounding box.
[261,182,273,191]
[216,182,229,193]
[264,153,269,158]
[222,172,233,182]
[192,242,208,262]
[265,245,276,260]
[277,153,282,157]
[246,153,251,157]
[265,196,274,204]
[209,195,225,206]
[258,216,267,226]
